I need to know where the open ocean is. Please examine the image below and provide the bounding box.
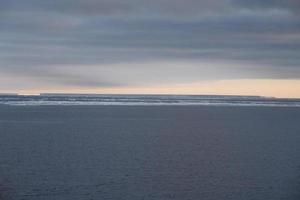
[0,95,300,199]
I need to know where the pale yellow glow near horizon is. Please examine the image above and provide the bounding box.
[14,79,300,98]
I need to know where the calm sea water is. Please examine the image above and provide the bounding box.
[0,105,300,200]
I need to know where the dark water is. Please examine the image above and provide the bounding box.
[0,105,300,200]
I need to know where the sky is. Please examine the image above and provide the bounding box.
[0,0,300,97]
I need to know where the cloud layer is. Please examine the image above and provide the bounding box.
[0,0,299,90]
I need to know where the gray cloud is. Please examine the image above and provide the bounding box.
[233,0,300,12]
[0,0,299,89]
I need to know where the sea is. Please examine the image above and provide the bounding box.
[0,94,299,200]
[0,94,300,106]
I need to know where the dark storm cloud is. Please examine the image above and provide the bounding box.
[0,0,300,88]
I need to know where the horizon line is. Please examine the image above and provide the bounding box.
[0,92,280,99]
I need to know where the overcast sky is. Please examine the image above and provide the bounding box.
[0,0,300,96]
